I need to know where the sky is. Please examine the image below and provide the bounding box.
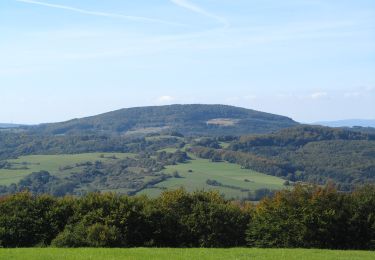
[0,0,374,124]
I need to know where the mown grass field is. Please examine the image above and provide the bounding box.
[138,156,286,199]
[0,153,135,185]
[0,248,374,260]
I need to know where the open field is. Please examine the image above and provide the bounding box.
[0,152,286,198]
[0,248,374,260]
[206,118,240,126]
[0,153,135,185]
[138,156,286,199]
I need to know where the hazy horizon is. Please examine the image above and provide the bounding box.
[1,0,374,124]
[1,103,375,126]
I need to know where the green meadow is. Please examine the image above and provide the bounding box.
[0,248,373,260]
[138,156,285,199]
[0,152,286,198]
[0,153,134,185]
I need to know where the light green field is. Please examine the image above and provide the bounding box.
[138,156,286,199]
[0,248,373,260]
[0,152,286,198]
[158,147,179,153]
[0,153,135,185]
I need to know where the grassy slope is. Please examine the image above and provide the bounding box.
[0,153,134,185]
[0,248,374,260]
[0,153,286,198]
[138,156,285,199]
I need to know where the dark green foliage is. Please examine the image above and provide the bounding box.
[348,185,375,249]
[233,125,375,148]
[0,193,73,247]
[0,186,374,249]
[156,150,190,165]
[246,184,375,249]
[194,138,221,149]
[0,190,252,248]
[51,193,148,247]
[148,189,251,247]
[0,171,76,196]
[17,171,59,194]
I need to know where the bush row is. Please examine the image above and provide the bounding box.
[0,185,374,249]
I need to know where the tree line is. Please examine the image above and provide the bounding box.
[0,185,374,249]
[0,131,185,161]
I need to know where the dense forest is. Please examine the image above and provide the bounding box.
[0,185,374,249]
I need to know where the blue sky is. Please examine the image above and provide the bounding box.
[0,0,374,124]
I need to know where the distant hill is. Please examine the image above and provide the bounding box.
[316,119,375,128]
[29,104,298,136]
[0,123,22,128]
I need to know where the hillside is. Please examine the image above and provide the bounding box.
[190,125,375,190]
[28,104,298,136]
[1,107,373,196]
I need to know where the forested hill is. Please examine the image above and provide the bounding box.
[192,125,375,190]
[232,125,375,148]
[28,104,298,136]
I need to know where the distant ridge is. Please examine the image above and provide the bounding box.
[0,123,23,128]
[316,119,375,128]
[29,104,299,136]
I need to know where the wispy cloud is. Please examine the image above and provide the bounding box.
[310,92,328,99]
[156,95,176,104]
[16,0,184,26]
[170,0,229,28]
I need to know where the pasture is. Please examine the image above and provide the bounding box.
[0,152,286,198]
[0,248,373,260]
[138,156,286,199]
[0,153,134,185]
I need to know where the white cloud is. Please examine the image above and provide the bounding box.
[156,95,176,104]
[310,92,328,99]
[169,0,229,28]
[16,0,183,26]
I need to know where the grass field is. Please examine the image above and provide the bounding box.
[0,152,286,198]
[0,248,373,260]
[138,156,286,199]
[0,153,135,185]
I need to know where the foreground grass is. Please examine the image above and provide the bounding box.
[1,248,374,260]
